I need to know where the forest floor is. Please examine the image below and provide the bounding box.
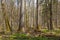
[0,34,60,40]
[0,29,60,40]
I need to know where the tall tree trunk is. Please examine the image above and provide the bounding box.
[1,0,12,33]
[17,0,22,32]
[24,0,26,32]
[49,0,53,30]
[45,0,53,30]
[36,0,39,30]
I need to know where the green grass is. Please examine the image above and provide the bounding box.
[0,33,60,40]
[9,33,60,40]
[1,29,60,40]
[9,36,60,40]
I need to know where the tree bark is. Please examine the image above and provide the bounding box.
[17,0,22,32]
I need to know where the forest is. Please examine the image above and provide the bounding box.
[0,0,60,40]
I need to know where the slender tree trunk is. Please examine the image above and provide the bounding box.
[24,0,26,32]
[49,0,53,30]
[17,0,22,32]
[36,0,39,30]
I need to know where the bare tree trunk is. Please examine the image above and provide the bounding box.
[17,0,22,32]
[45,0,53,30]
[24,0,26,32]
[1,0,12,34]
[36,0,39,30]
[49,0,53,30]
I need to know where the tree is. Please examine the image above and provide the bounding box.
[49,0,53,30]
[36,0,39,30]
[52,0,58,28]
[17,0,23,32]
[46,0,53,30]
[1,0,12,34]
[42,0,53,30]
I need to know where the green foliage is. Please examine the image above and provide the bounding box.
[10,35,60,40]
[10,33,27,38]
[53,29,60,34]
[41,29,49,33]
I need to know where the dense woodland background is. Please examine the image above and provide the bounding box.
[0,0,60,36]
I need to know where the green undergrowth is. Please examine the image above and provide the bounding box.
[8,33,60,40]
[1,29,60,40]
[10,35,60,40]
[41,29,60,34]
